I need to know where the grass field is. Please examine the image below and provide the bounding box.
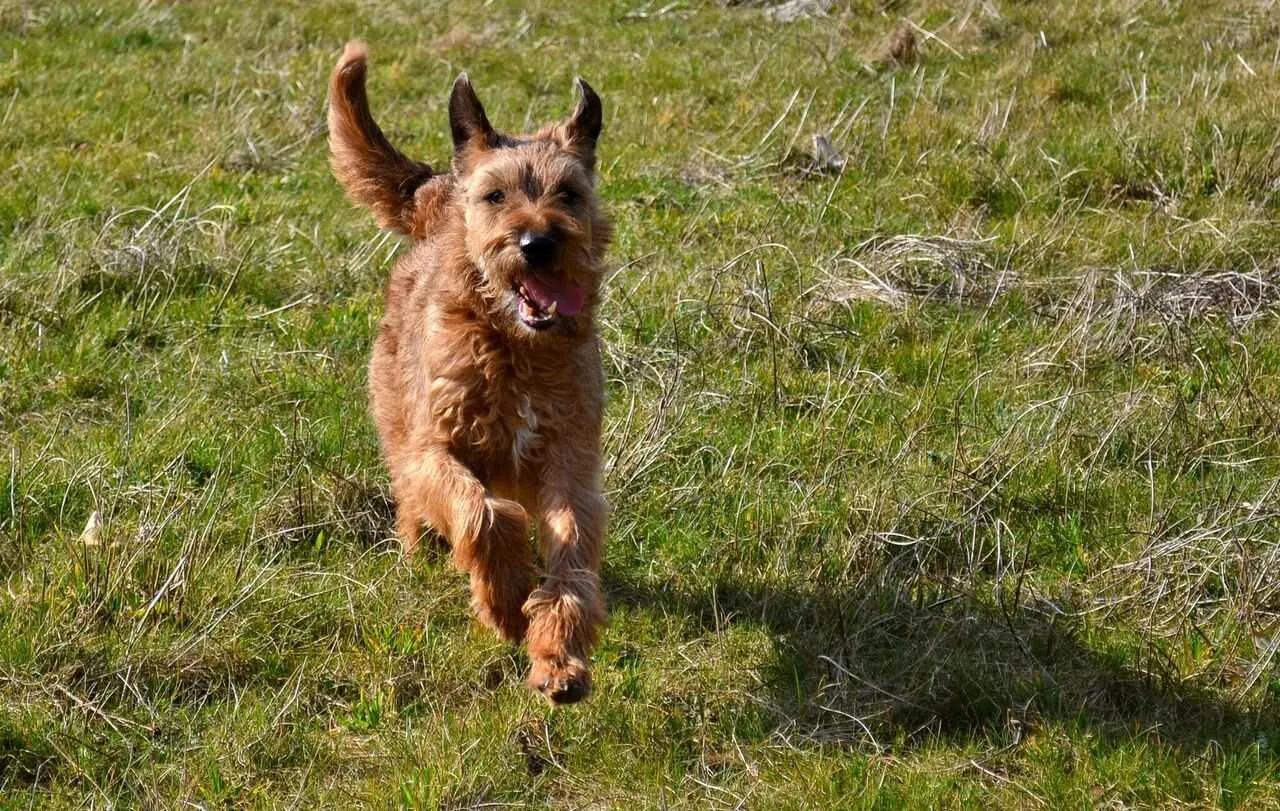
[4,0,1280,807]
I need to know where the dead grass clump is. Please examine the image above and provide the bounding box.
[1033,263,1280,361]
[1060,265,1280,328]
[1091,494,1280,648]
[723,0,834,22]
[765,0,834,23]
[811,234,1006,311]
[62,180,234,308]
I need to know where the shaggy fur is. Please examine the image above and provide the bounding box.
[328,42,611,704]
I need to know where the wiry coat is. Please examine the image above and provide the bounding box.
[328,42,611,704]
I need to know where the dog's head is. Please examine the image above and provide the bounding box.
[448,76,611,339]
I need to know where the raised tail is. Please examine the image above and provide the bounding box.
[328,42,436,237]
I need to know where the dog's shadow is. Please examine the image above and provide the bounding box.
[604,568,1277,762]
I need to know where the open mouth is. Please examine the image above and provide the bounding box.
[516,284,561,330]
[514,272,586,331]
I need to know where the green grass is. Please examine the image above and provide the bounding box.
[4,0,1280,806]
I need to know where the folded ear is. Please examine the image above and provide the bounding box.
[562,78,602,168]
[449,74,497,153]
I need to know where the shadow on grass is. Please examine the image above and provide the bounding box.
[605,568,1278,763]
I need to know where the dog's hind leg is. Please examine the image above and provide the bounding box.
[524,472,607,705]
[397,447,534,642]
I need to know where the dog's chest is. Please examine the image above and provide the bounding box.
[476,386,545,476]
[434,367,546,476]
[510,392,539,469]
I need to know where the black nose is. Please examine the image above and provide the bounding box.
[519,232,557,266]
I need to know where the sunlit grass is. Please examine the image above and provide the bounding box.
[2,1,1280,806]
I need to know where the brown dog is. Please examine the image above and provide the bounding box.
[327,42,610,704]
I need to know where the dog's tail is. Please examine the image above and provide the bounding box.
[328,42,436,237]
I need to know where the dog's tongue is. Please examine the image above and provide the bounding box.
[522,272,585,317]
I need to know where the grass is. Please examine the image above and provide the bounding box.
[3,0,1280,806]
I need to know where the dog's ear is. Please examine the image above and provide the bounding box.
[562,78,602,169]
[449,74,497,154]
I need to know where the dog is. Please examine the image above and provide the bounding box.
[327,42,611,704]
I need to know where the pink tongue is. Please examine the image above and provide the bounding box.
[522,273,585,317]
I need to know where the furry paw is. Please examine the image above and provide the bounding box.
[527,654,592,705]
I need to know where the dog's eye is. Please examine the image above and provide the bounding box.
[484,190,505,205]
[556,188,579,207]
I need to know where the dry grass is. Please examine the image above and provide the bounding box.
[3,0,1280,807]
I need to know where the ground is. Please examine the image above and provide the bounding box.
[2,1,1280,807]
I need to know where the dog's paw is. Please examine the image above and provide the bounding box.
[527,654,592,705]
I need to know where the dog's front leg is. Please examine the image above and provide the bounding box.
[397,447,535,642]
[524,471,607,704]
